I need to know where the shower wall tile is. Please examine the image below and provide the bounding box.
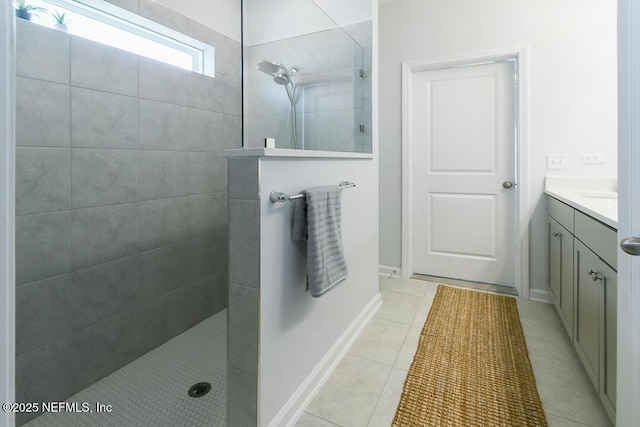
[224,115,242,148]
[301,112,331,151]
[71,255,141,329]
[199,270,228,317]
[16,77,70,148]
[139,197,191,251]
[228,368,258,427]
[139,57,188,106]
[229,158,258,200]
[71,203,139,270]
[15,335,74,424]
[186,18,224,51]
[16,274,73,355]
[71,38,139,97]
[139,0,188,34]
[16,211,71,285]
[16,20,69,84]
[229,200,259,288]
[71,87,139,149]
[187,72,224,113]
[16,147,71,216]
[139,99,189,150]
[187,107,224,151]
[71,149,140,208]
[139,151,191,200]
[189,152,227,194]
[228,283,258,375]
[188,192,227,238]
[138,242,190,300]
[330,75,357,111]
[223,36,242,78]
[104,0,139,14]
[188,232,228,282]
[291,30,330,77]
[223,75,242,116]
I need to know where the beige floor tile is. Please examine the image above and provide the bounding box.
[394,325,421,371]
[530,354,612,427]
[348,317,410,366]
[546,413,592,427]
[376,291,421,325]
[367,368,407,427]
[516,298,560,327]
[379,276,428,297]
[306,354,392,427]
[295,412,341,427]
[520,315,576,362]
[411,295,434,327]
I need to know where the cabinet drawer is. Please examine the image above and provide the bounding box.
[575,211,617,270]
[548,196,575,233]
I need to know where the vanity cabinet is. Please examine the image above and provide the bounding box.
[546,195,617,424]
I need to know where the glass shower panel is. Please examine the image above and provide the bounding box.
[242,0,370,153]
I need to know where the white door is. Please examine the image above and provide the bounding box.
[412,60,517,287]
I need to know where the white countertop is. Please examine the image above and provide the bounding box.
[223,148,374,159]
[544,176,618,229]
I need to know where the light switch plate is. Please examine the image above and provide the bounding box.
[547,154,568,170]
[582,153,604,164]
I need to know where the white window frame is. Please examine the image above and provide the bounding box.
[35,0,215,77]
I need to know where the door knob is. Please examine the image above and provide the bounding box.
[621,236,640,256]
[503,181,515,189]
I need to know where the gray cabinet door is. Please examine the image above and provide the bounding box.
[574,240,600,389]
[548,216,574,338]
[549,217,562,304]
[598,259,617,421]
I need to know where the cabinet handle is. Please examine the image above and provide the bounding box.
[552,231,561,237]
[588,268,604,282]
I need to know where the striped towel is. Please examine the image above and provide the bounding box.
[291,186,348,297]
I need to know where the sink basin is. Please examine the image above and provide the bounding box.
[575,191,618,199]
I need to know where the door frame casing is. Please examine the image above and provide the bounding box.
[401,47,530,298]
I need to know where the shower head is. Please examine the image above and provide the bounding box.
[257,60,285,76]
[272,72,290,86]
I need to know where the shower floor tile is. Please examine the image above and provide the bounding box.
[24,310,227,427]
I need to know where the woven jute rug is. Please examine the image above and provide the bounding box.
[392,285,547,426]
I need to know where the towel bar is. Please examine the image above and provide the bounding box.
[269,181,356,203]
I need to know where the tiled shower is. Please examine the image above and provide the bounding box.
[14,1,240,424]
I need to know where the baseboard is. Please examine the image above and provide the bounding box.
[529,288,552,303]
[379,265,402,278]
[267,293,382,427]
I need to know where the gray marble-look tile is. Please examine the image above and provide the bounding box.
[16,77,70,148]
[330,74,357,111]
[71,149,139,208]
[15,336,73,424]
[348,317,409,367]
[114,298,167,367]
[223,75,242,116]
[200,270,228,315]
[326,110,356,152]
[71,203,139,270]
[223,115,242,148]
[246,77,290,118]
[71,255,141,329]
[104,0,139,13]
[139,0,188,34]
[71,86,139,149]
[223,36,241,78]
[138,241,190,301]
[71,37,138,96]
[394,325,422,371]
[187,72,224,112]
[307,354,391,427]
[530,354,612,427]
[295,412,340,427]
[187,107,225,151]
[16,147,70,216]
[187,192,227,238]
[228,368,258,426]
[298,83,331,115]
[139,57,188,106]
[229,200,259,288]
[139,197,191,251]
[139,151,191,200]
[228,283,258,375]
[16,274,73,355]
[16,19,69,84]
[16,211,71,285]
[186,18,224,49]
[189,152,227,194]
[161,282,202,340]
[188,232,227,282]
[139,99,189,151]
[301,112,331,151]
[376,291,421,325]
[228,158,258,200]
[291,31,330,78]
[367,368,407,427]
[329,28,358,71]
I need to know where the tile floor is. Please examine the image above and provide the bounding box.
[24,310,227,427]
[295,276,613,427]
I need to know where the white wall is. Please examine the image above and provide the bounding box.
[0,1,15,426]
[156,0,241,41]
[379,0,618,292]
[258,155,379,425]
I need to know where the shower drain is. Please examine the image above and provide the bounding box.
[188,382,211,398]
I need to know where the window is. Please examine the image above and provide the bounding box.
[22,0,214,76]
